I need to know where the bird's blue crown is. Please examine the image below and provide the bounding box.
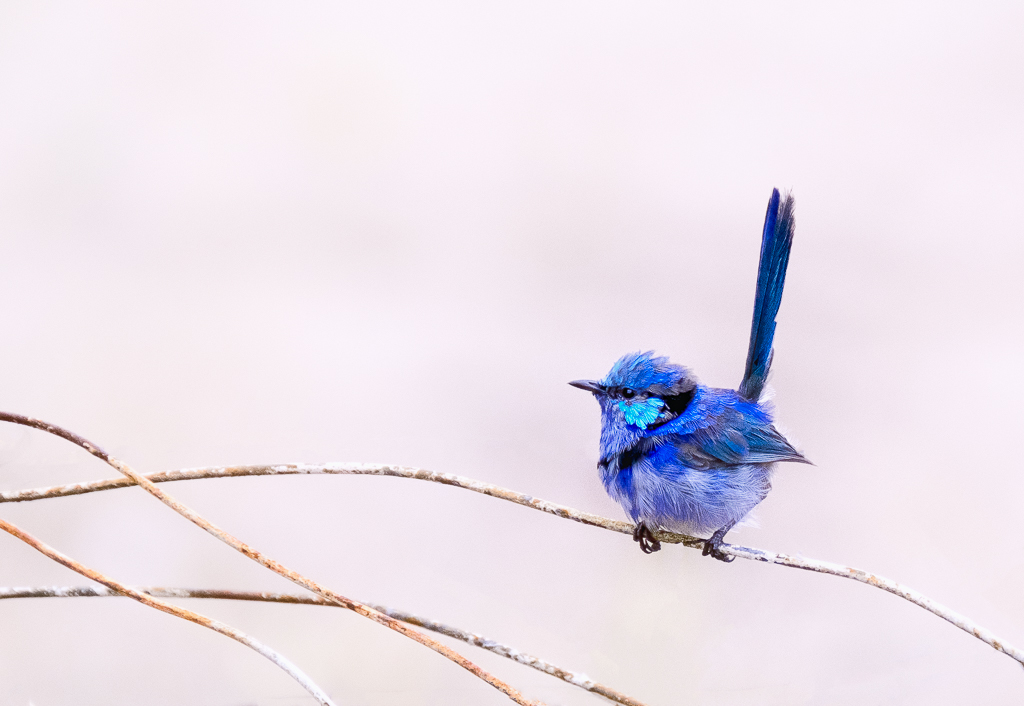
[602,351,691,393]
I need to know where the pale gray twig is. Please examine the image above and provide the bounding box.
[0,522,337,705]
[0,413,542,706]
[3,460,1020,669]
[0,586,647,706]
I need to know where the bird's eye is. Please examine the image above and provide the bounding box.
[621,388,636,399]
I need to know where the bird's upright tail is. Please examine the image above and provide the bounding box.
[738,188,796,401]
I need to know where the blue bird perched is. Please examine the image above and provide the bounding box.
[570,189,809,561]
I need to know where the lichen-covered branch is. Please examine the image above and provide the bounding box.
[0,521,337,705]
[3,459,1020,669]
[0,413,541,706]
[0,586,647,706]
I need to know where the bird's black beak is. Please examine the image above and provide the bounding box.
[568,379,604,394]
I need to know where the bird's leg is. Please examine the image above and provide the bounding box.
[702,521,737,563]
[632,523,661,554]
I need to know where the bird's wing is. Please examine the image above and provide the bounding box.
[645,387,807,469]
[663,406,808,470]
[743,424,809,464]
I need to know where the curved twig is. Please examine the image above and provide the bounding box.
[0,413,541,706]
[0,462,704,551]
[0,586,646,706]
[0,522,336,705]
[3,459,1021,669]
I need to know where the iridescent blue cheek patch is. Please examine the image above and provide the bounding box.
[619,398,664,430]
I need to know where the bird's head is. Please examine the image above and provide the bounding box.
[570,351,698,432]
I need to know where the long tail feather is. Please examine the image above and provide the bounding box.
[739,189,796,400]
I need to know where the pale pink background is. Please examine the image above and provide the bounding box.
[0,2,1021,704]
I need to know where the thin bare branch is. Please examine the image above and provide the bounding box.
[724,544,1024,666]
[3,459,1021,669]
[0,412,541,706]
[0,521,336,705]
[0,461,704,551]
[0,586,647,706]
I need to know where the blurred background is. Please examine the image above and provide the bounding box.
[0,2,1022,704]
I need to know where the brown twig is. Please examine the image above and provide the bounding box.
[0,522,337,705]
[0,412,541,706]
[0,586,647,706]
[3,458,1021,669]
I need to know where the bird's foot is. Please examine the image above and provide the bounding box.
[701,523,736,563]
[633,524,661,554]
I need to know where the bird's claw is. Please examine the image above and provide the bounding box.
[702,529,735,563]
[633,524,662,554]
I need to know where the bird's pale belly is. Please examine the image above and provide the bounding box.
[606,460,775,538]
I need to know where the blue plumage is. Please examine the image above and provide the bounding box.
[570,189,808,560]
[740,189,796,401]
